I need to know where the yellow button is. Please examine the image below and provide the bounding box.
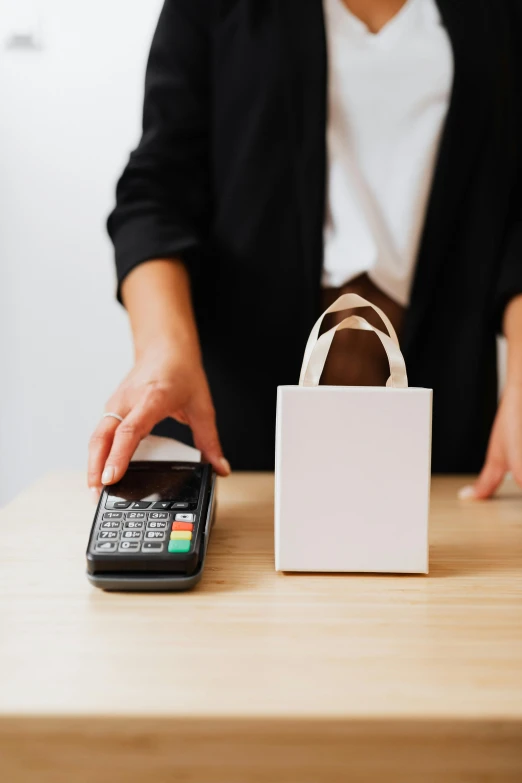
[170,531,192,541]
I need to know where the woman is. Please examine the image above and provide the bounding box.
[88,0,522,500]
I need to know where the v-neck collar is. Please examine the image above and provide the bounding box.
[401,0,492,355]
[330,0,421,45]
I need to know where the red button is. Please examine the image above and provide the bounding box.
[172,521,193,531]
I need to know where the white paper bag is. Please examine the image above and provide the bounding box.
[274,294,432,574]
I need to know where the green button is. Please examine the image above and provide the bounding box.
[168,540,191,554]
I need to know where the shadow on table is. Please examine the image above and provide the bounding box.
[427,537,516,578]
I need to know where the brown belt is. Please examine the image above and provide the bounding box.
[320,274,405,387]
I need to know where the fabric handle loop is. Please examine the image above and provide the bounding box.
[299,293,400,386]
[300,313,409,389]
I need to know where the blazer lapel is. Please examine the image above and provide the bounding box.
[277,0,327,308]
[401,0,492,356]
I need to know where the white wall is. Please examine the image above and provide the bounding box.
[0,0,164,505]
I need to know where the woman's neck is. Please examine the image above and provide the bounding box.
[340,0,411,34]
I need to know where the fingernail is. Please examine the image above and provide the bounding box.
[90,487,101,505]
[219,457,231,476]
[458,485,476,500]
[102,466,115,484]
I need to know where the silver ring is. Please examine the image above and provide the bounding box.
[103,412,124,423]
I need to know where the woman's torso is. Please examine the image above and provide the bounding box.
[114,0,522,470]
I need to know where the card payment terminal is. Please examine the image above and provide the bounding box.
[86,461,216,590]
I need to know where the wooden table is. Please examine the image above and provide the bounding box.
[0,473,521,783]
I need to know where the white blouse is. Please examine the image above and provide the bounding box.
[322,0,454,305]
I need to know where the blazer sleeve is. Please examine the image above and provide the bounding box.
[107,0,214,295]
[496,221,522,332]
[495,1,522,331]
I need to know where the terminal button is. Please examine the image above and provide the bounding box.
[122,530,142,539]
[147,520,169,530]
[172,521,193,532]
[95,541,117,552]
[118,541,140,552]
[101,520,121,530]
[124,520,144,529]
[170,531,192,541]
[145,530,166,540]
[142,542,164,553]
[168,540,191,554]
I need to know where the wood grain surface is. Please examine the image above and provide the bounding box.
[0,471,521,782]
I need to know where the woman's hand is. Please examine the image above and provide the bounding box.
[88,344,230,497]
[459,294,522,500]
[460,383,522,499]
[87,258,230,498]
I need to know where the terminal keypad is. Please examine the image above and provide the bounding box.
[91,508,198,555]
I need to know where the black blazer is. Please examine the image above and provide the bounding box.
[108,0,522,472]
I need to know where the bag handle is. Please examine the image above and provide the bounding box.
[299,293,400,386]
[300,314,409,389]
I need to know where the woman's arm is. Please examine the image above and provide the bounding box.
[87,259,230,496]
[460,294,522,499]
[88,2,226,494]
[504,293,522,387]
[108,0,213,289]
[463,3,522,497]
